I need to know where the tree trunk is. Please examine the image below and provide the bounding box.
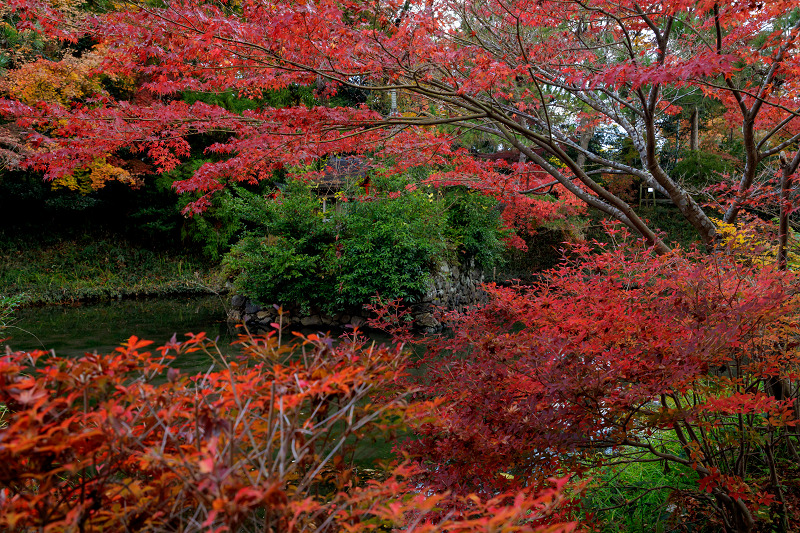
[690,107,699,151]
[575,117,593,171]
[777,150,800,269]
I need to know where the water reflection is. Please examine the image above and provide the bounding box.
[3,297,401,466]
[3,296,394,374]
[5,296,236,373]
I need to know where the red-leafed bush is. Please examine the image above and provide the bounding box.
[407,235,800,532]
[0,329,575,532]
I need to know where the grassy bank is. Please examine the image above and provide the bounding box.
[1,233,226,306]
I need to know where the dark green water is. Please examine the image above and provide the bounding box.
[2,296,400,465]
[4,296,235,373]
[3,296,395,373]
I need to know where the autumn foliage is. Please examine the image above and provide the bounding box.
[3,0,800,247]
[0,329,575,532]
[407,231,800,531]
[4,0,800,530]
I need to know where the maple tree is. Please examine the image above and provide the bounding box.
[2,0,800,248]
[0,3,145,191]
[398,230,800,532]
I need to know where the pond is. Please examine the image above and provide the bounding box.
[3,296,396,374]
[2,295,400,465]
[4,296,237,374]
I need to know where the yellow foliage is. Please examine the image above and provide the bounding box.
[4,48,124,106]
[51,158,138,194]
[547,155,567,169]
[46,0,82,8]
[712,218,800,268]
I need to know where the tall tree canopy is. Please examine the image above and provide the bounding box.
[3,0,800,248]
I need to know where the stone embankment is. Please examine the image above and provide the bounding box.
[228,259,488,333]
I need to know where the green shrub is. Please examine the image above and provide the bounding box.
[669,150,736,188]
[227,235,331,311]
[223,177,508,313]
[333,188,448,308]
[442,187,508,269]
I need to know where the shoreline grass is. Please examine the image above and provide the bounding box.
[1,233,227,306]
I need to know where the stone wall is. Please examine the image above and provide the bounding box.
[410,259,489,332]
[227,258,488,333]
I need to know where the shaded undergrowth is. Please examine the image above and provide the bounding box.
[1,231,225,305]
